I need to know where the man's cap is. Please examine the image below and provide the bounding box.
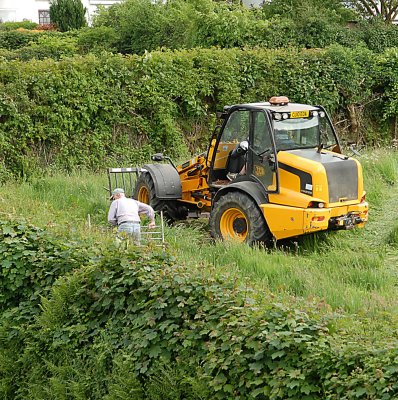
[110,188,125,199]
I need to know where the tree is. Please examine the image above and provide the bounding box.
[49,0,87,32]
[347,0,398,22]
[262,0,356,24]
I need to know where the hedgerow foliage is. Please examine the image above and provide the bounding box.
[1,216,398,398]
[3,1,398,59]
[0,45,395,177]
[90,0,398,55]
[0,21,39,31]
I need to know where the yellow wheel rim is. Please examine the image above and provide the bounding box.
[220,208,248,242]
[138,186,150,204]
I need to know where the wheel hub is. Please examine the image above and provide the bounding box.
[220,208,248,241]
[233,218,247,234]
[138,186,150,204]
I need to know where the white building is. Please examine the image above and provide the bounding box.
[242,0,263,7]
[0,0,122,25]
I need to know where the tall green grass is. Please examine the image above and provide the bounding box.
[0,172,110,238]
[1,149,398,317]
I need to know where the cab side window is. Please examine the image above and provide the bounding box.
[222,110,250,143]
[253,111,271,152]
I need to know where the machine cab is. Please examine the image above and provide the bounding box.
[207,97,340,194]
[208,105,279,191]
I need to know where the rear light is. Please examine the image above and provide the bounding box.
[312,216,325,222]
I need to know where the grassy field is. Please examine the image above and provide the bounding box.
[1,148,398,322]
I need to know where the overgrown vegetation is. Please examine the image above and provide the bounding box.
[1,149,398,398]
[1,46,398,178]
[1,1,398,396]
[0,180,398,400]
[4,0,398,59]
[90,0,398,55]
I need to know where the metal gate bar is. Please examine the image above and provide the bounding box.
[107,167,144,198]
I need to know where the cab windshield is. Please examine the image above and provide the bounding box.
[273,115,337,151]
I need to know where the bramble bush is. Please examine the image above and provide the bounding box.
[0,217,93,317]
[1,216,398,398]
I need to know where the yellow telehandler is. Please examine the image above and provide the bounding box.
[133,96,368,245]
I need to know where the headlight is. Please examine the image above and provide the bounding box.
[282,113,289,120]
[274,113,282,120]
[319,111,325,118]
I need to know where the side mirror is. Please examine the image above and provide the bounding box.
[152,153,164,162]
[216,111,228,120]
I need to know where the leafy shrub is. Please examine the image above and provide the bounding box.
[0,30,43,50]
[0,215,398,397]
[0,21,39,31]
[15,34,78,60]
[0,239,396,398]
[92,0,370,54]
[0,217,92,315]
[361,20,398,52]
[77,26,119,54]
[1,45,398,177]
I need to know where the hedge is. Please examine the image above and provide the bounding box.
[0,46,396,177]
[0,21,39,31]
[1,216,398,398]
[91,0,398,56]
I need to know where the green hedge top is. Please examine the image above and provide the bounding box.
[0,46,396,178]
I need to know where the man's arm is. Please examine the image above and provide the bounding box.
[107,201,118,226]
[137,201,156,228]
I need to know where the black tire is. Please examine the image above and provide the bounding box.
[210,191,272,246]
[134,172,187,222]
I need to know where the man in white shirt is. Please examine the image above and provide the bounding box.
[108,188,156,241]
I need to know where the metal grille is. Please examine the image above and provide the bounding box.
[325,160,358,203]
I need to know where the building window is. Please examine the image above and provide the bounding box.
[38,10,51,24]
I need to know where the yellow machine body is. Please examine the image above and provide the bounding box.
[262,150,368,239]
[137,98,368,244]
